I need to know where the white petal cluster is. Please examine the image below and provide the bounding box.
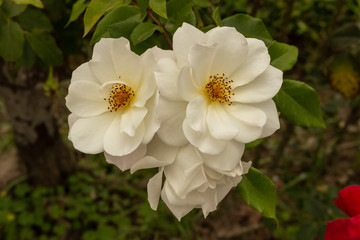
[155,23,282,154]
[66,38,159,171]
[131,136,251,220]
[66,23,282,220]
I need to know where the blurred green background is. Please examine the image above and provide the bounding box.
[0,0,360,239]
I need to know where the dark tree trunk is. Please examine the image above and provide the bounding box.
[0,63,77,186]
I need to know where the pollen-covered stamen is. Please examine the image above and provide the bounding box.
[104,83,135,112]
[205,73,234,105]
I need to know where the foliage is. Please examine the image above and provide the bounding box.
[0,0,61,66]
[0,157,199,239]
[238,167,278,224]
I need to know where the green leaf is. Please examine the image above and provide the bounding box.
[17,7,52,31]
[66,0,87,27]
[21,41,36,69]
[273,79,325,128]
[96,225,117,240]
[201,24,216,32]
[11,0,43,8]
[268,41,298,71]
[130,32,166,54]
[137,0,149,17]
[53,224,66,236]
[165,0,195,34]
[14,183,31,197]
[0,0,3,7]
[91,5,140,44]
[245,138,266,149]
[130,22,161,45]
[212,6,222,26]
[149,0,166,18]
[25,30,63,66]
[50,204,63,219]
[193,0,210,7]
[222,13,273,46]
[0,20,24,61]
[83,0,131,36]
[2,0,26,17]
[238,167,278,223]
[18,212,35,226]
[108,17,141,40]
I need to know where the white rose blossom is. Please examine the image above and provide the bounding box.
[66,38,160,170]
[155,23,283,154]
[131,136,251,220]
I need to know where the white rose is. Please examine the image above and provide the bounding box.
[66,38,160,170]
[155,23,282,154]
[131,136,251,220]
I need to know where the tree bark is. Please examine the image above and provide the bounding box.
[0,63,77,186]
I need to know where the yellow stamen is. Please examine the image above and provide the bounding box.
[104,83,135,112]
[204,73,234,105]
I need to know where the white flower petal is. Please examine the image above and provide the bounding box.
[204,166,224,181]
[186,96,208,132]
[71,62,99,84]
[150,46,175,61]
[227,103,267,127]
[177,66,200,102]
[173,23,207,68]
[66,80,108,118]
[232,65,283,103]
[200,188,217,217]
[224,104,266,143]
[234,126,262,143]
[249,100,280,138]
[103,117,145,156]
[88,38,120,84]
[241,161,252,174]
[120,107,148,137]
[104,144,146,171]
[92,38,119,62]
[215,177,241,204]
[68,113,80,141]
[112,38,144,89]
[231,38,270,87]
[157,97,188,146]
[164,144,207,198]
[206,103,240,140]
[155,58,182,101]
[183,119,227,154]
[206,27,248,76]
[161,181,203,221]
[88,60,117,84]
[130,136,178,173]
[132,79,155,108]
[201,140,245,172]
[142,93,160,144]
[147,168,164,210]
[188,44,216,87]
[69,112,115,154]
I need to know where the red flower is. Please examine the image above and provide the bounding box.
[324,215,360,240]
[324,185,360,240]
[334,185,360,217]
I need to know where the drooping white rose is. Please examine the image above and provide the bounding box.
[155,23,282,154]
[66,38,160,170]
[131,136,251,220]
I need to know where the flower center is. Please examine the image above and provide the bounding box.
[105,83,135,112]
[204,73,234,105]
